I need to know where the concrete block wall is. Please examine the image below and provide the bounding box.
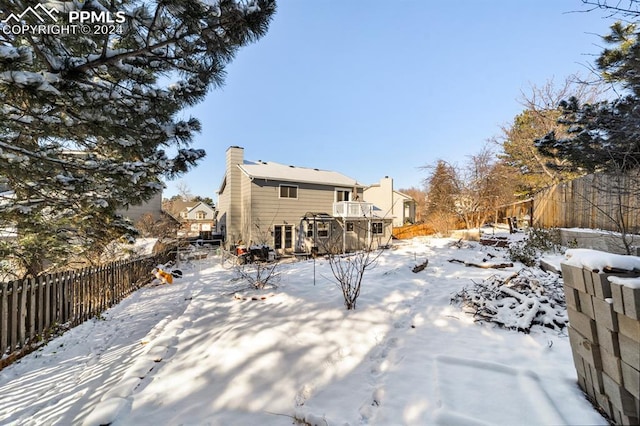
[561,263,640,425]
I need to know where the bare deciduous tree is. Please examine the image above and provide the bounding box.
[319,220,390,310]
[423,146,516,232]
[456,146,518,229]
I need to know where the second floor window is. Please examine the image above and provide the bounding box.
[336,190,350,202]
[196,211,206,220]
[280,185,298,199]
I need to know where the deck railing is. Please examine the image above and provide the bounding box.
[332,201,374,218]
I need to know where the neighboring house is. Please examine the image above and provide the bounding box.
[216,146,393,255]
[163,199,216,238]
[117,191,163,223]
[363,176,417,227]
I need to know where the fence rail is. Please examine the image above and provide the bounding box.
[0,249,175,365]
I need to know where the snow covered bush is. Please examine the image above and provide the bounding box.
[508,227,562,266]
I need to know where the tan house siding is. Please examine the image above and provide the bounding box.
[364,177,416,227]
[217,146,391,254]
[117,191,163,223]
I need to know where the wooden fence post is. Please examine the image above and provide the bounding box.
[17,279,27,350]
[27,277,36,343]
[0,282,8,356]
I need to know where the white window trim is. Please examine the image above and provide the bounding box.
[279,184,299,199]
[335,188,351,202]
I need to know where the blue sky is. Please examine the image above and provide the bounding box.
[164,0,618,200]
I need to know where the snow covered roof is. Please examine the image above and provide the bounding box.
[238,160,363,188]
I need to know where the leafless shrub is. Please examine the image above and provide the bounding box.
[235,260,280,290]
[327,250,382,310]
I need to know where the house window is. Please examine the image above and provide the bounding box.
[190,223,200,231]
[196,211,206,219]
[346,222,354,232]
[180,211,187,218]
[372,222,383,234]
[317,222,329,238]
[279,185,298,199]
[336,189,350,202]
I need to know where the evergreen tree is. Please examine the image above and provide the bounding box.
[424,160,459,233]
[536,22,640,173]
[0,0,275,277]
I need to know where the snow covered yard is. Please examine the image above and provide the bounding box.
[0,237,606,425]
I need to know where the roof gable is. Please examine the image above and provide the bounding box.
[187,201,215,214]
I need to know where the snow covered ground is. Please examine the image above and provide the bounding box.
[0,237,607,425]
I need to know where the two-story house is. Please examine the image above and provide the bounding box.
[216,146,393,255]
[163,200,216,238]
[363,176,417,227]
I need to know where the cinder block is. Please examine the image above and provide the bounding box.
[583,268,596,296]
[583,367,598,401]
[610,281,626,315]
[569,326,602,370]
[593,297,619,332]
[600,347,623,384]
[578,290,595,318]
[621,360,640,400]
[617,313,640,342]
[586,359,605,394]
[568,307,600,344]
[618,333,640,370]
[571,347,587,379]
[603,372,638,416]
[597,323,621,357]
[592,271,613,299]
[564,286,581,312]
[594,391,613,419]
[612,407,639,426]
[622,285,640,320]
[562,264,586,292]
[577,372,587,395]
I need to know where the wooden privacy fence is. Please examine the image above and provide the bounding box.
[532,172,640,233]
[0,249,175,364]
[495,172,640,234]
[393,223,434,239]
